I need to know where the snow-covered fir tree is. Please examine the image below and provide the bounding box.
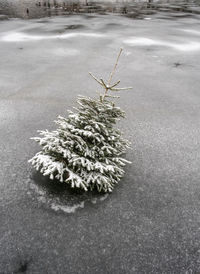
[29,49,131,192]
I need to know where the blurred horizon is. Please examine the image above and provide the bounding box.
[0,0,200,19]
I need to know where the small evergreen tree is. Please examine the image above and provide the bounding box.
[29,49,131,192]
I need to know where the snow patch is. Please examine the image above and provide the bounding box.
[1,32,105,42]
[28,182,84,214]
[29,181,45,196]
[181,29,200,35]
[124,37,200,51]
[51,201,85,213]
[172,42,200,51]
[124,37,156,46]
[2,32,43,42]
[99,194,109,201]
[91,197,97,204]
[28,179,109,214]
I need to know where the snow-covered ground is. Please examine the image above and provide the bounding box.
[0,10,200,273]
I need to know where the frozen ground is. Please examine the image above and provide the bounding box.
[0,11,200,273]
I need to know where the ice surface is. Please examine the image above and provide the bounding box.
[124,37,200,51]
[0,10,200,274]
[1,31,105,42]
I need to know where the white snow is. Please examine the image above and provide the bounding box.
[99,193,109,201]
[28,179,109,213]
[181,29,200,35]
[51,201,85,213]
[28,181,85,213]
[1,32,105,42]
[91,197,97,204]
[123,37,200,52]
